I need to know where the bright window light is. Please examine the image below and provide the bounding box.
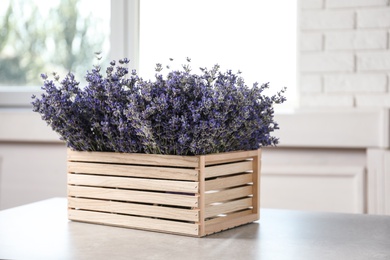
[139,0,297,108]
[0,0,110,87]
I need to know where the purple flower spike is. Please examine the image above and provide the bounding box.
[32,56,286,155]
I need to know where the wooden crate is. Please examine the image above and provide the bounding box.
[67,149,261,237]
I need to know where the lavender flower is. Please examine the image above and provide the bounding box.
[32,57,286,155]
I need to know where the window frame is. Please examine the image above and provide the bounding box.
[0,0,138,108]
[1,0,297,108]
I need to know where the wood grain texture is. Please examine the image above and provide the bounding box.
[68,185,199,207]
[68,149,199,167]
[205,197,253,218]
[68,209,200,236]
[205,173,253,191]
[205,209,253,226]
[205,185,253,205]
[68,161,199,181]
[204,213,259,236]
[252,149,261,217]
[68,197,199,222]
[68,174,199,193]
[198,156,206,237]
[204,150,259,165]
[67,149,261,237]
[204,160,253,178]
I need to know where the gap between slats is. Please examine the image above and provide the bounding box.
[68,185,199,207]
[205,172,253,191]
[68,197,199,222]
[68,209,200,236]
[68,161,199,181]
[204,160,253,178]
[68,174,199,193]
[205,197,253,219]
[205,185,253,204]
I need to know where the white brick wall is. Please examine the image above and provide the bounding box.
[325,31,387,50]
[301,10,355,30]
[300,94,354,107]
[299,0,390,108]
[301,0,323,9]
[301,75,322,93]
[326,0,388,8]
[356,94,390,106]
[301,33,323,51]
[324,74,387,93]
[357,8,390,28]
[301,53,354,72]
[357,52,390,71]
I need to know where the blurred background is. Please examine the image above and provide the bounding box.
[0,0,389,215]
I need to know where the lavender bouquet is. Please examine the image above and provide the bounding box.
[32,58,286,155]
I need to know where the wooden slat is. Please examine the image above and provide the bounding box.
[204,212,258,236]
[66,149,261,237]
[68,162,199,181]
[205,186,253,204]
[68,197,199,222]
[68,186,199,207]
[204,160,253,178]
[252,149,261,218]
[68,174,199,193]
[205,209,253,226]
[205,173,253,191]
[69,209,200,236]
[67,149,200,168]
[205,197,253,218]
[198,155,206,237]
[204,150,258,165]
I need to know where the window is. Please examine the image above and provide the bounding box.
[139,0,297,108]
[1,0,296,108]
[0,0,110,106]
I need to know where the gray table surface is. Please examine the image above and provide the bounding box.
[1,198,390,260]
